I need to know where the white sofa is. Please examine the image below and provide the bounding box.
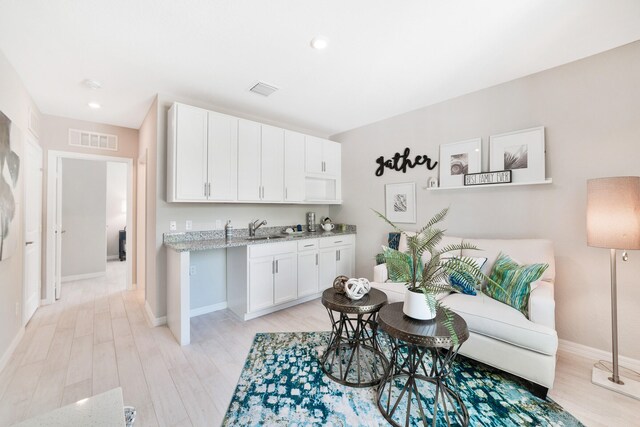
[372,236,558,398]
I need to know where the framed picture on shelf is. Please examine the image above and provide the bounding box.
[438,138,482,188]
[489,127,545,183]
[385,182,416,223]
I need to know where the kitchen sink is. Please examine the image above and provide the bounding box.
[245,235,285,241]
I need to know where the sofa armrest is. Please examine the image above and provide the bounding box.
[374,263,389,283]
[528,280,555,330]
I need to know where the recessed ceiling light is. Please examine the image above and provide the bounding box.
[310,36,329,50]
[83,79,102,89]
[88,102,101,109]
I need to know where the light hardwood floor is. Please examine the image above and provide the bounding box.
[0,262,636,426]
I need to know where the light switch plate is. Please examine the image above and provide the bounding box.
[186,220,192,231]
[169,221,177,231]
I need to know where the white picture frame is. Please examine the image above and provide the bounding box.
[489,127,545,183]
[438,138,482,188]
[385,182,416,223]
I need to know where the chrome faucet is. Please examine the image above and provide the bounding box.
[248,219,267,237]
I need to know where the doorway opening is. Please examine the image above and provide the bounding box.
[45,151,133,303]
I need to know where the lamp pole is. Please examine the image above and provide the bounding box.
[609,248,623,384]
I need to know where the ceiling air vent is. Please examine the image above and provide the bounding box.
[69,129,118,151]
[249,81,278,97]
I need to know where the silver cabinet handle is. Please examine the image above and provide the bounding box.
[208,182,212,197]
[25,241,34,246]
[334,240,343,244]
[204,182,207,197]
[336,250,339,261]
[276,260,279,273]
[272,260,275,274]
[338,250,341,261]
[315,253,318,265]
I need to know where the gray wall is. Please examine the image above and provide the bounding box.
[330,41,640,359]
[61,158,107,278]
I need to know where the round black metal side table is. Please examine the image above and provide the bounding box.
[377,302,470,427]
[320,287,388,387]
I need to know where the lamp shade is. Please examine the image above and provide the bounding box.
[587,176,640,250]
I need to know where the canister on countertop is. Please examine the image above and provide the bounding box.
[307,212,316,232]
[225,220,233,240]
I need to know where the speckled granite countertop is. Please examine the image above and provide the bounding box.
[164,225,356,252]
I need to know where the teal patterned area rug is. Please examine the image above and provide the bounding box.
[223,332,582,426]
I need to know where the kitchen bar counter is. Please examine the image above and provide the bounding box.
[163,225,356,252]
[163,225,356,346]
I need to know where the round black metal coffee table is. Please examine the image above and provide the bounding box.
[377,302,470,427]
[321,287,388,387]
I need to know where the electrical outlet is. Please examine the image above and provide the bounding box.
[186,220,192,231]
[190,265,196,276]
[215,219,222,230]
[169,221,177,231]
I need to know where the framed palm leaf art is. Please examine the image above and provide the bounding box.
[489,127,545,184]
[385,182,416,223]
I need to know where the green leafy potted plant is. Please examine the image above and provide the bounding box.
[376,208,489,339]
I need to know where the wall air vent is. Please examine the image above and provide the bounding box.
[68,129,118,151]
[249,81,279,97]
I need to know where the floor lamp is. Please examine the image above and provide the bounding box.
[587,176,640,400]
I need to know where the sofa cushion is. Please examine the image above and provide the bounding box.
[461,238,555,283]
[442,292,558,356]
[447,256,488,296]
[485,254,548,318]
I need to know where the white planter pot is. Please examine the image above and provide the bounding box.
[403,290,436,320]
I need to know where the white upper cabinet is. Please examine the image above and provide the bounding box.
[284,130,305,202]
[305,136,341,177]
[167,102,341,204]
[238,121,285,202]
[237,119,262,201]
[207,111,238,200]
[261,125,284,202]
[167,103,238,202]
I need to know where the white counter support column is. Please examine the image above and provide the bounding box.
[167,248,190,345]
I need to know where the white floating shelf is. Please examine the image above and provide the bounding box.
[424,178,552,191]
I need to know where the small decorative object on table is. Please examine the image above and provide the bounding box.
[332,275,349,293]
[344,278,371,300]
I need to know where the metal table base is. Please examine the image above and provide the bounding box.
[377,338,468,427]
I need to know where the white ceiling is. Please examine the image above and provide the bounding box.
[0,0,639,135]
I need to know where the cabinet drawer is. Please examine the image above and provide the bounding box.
[249,241,297,258]
[297,239,318,251]
[319,234,354,248]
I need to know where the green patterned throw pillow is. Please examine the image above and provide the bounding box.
[486,253,548,318]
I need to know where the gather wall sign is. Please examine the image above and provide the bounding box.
[375,147,438,177]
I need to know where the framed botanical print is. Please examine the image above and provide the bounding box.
[438,138,482,188]
[489,127,545,183]
[385,182,416,223]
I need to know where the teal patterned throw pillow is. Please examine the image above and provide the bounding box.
[486,254,548,318]
[448,257,488,296]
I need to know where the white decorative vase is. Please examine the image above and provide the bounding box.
[403,289,436,320]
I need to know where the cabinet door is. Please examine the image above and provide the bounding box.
[297,251,319,297]
[319,248,338,292]
[274,253,297,305]
[261,125,284,202]
[305,136,324,174]
[336,246,354,278]
[237,119,262,201]
[249,256,274,312]
[175,104,208,200]
[284,130,305,202]
[323,140,341,177]
[207,112,238,201]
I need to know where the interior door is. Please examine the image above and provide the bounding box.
[23,137,42,324]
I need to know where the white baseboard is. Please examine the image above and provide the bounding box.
[62,271,105,283]
[144,301,167,327]
[558,339,640,371]
[0,327,25,374]
[190,302,227,318]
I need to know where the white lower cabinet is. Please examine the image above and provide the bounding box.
[227,235,355,321]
